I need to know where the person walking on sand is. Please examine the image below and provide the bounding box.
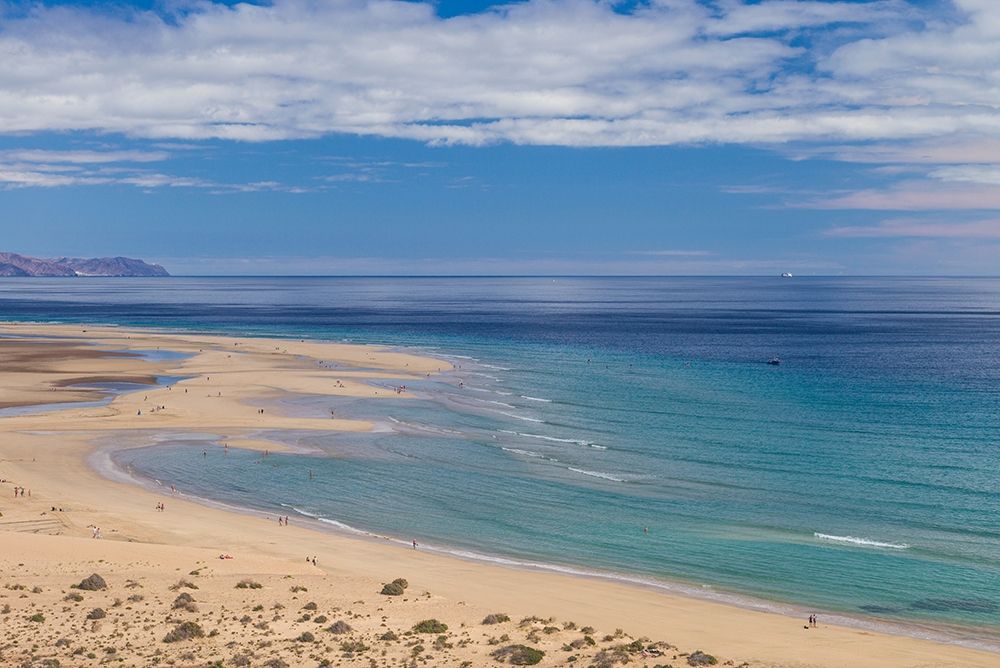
[412,539,418,549]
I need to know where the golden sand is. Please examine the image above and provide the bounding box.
[0,323,995,668]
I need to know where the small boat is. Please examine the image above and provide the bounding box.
[767,357,781,365]
[780,272,793,278]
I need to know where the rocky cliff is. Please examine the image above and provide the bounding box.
[0,252,169,277]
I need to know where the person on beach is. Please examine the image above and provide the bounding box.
[412,539,418,549]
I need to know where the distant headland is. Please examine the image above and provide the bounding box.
[0,252,168,277]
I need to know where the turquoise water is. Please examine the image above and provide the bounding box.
[2,276,999,645]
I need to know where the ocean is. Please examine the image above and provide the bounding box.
[2,276,998,647]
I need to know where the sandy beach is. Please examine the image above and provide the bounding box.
[0,322,996,668]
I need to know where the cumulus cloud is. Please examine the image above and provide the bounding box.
[0,0,992,148]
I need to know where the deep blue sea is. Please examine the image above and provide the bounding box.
[2,277,999,647]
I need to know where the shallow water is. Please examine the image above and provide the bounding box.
[2,276,999,643]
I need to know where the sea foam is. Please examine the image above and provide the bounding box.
[814,532,909,550]
[568,467,625,482]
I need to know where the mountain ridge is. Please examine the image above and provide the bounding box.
[0,252,169,277]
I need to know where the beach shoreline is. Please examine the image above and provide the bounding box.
[0,321,997,668]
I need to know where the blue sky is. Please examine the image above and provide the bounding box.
[0,0,998,275]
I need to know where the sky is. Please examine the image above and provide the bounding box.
[0,0,998,275]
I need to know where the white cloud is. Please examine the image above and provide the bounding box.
[802,182,1000,210]
[0,146,308,192]
[826,216,1000,237]
[0,168,109,188]
[0,149,169,164]
[787,138,1000,165]
[1,0,990,148]
[929,164,1000,185]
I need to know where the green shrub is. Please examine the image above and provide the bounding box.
[491,644,545,665]
[591,647,631,667]
[340,640,368,653]
[687,651,717,666]
[380,578,409,596]
[412,619,448,634]
[482,613,510,625]
[380,581,404,596]
[379,630,398,641]
[163,621,204,643]
[28,612,45,623]
[326,620,353,634]
[172,592,198,612]
[75,574,107,591]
